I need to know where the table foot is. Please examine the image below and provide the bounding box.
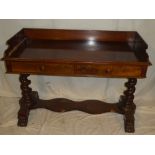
[124,116,135,133]
[18,111,29,127]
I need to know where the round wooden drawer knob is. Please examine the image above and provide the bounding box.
[39,65,45,71]
[104,69,112,74]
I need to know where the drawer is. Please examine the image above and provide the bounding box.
[11,62,74,75]
[74,64,142,77]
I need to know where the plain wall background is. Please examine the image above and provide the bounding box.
[0,19,155,103]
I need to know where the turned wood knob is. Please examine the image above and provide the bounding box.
[39,65,45,71]
[104,68,112,74]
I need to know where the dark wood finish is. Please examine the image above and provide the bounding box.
[10,61,144,78]
[18,74,32,126]
[123,78,137,133]
[1,28,151,133]
[3,29,150,78]
[30,91,123,114]
[118,78,137,132]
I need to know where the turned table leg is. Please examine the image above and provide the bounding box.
[18,74,33,126]
[121,78,137,133]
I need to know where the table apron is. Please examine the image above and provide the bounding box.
[8,61,146,78]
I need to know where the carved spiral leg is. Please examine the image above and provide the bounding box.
[122,78,137,133]
[18,74,32,126]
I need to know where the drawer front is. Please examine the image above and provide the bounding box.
[11,62,74,75]
[74,64,142,77]
[10,61,142,77]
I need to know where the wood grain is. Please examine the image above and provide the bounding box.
[1,28,151,133]
[30,91,123,114]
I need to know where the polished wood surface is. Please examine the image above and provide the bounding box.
[1,28,151,133]
[10,61,143,78]
[2,28,150,78]
[14,41,137,62]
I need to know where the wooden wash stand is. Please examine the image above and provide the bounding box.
[1,28,151,133]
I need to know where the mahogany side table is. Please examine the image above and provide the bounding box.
[1,28,151,133]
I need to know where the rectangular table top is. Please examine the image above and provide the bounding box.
[1,28,151,78]
[13,40,138,63]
